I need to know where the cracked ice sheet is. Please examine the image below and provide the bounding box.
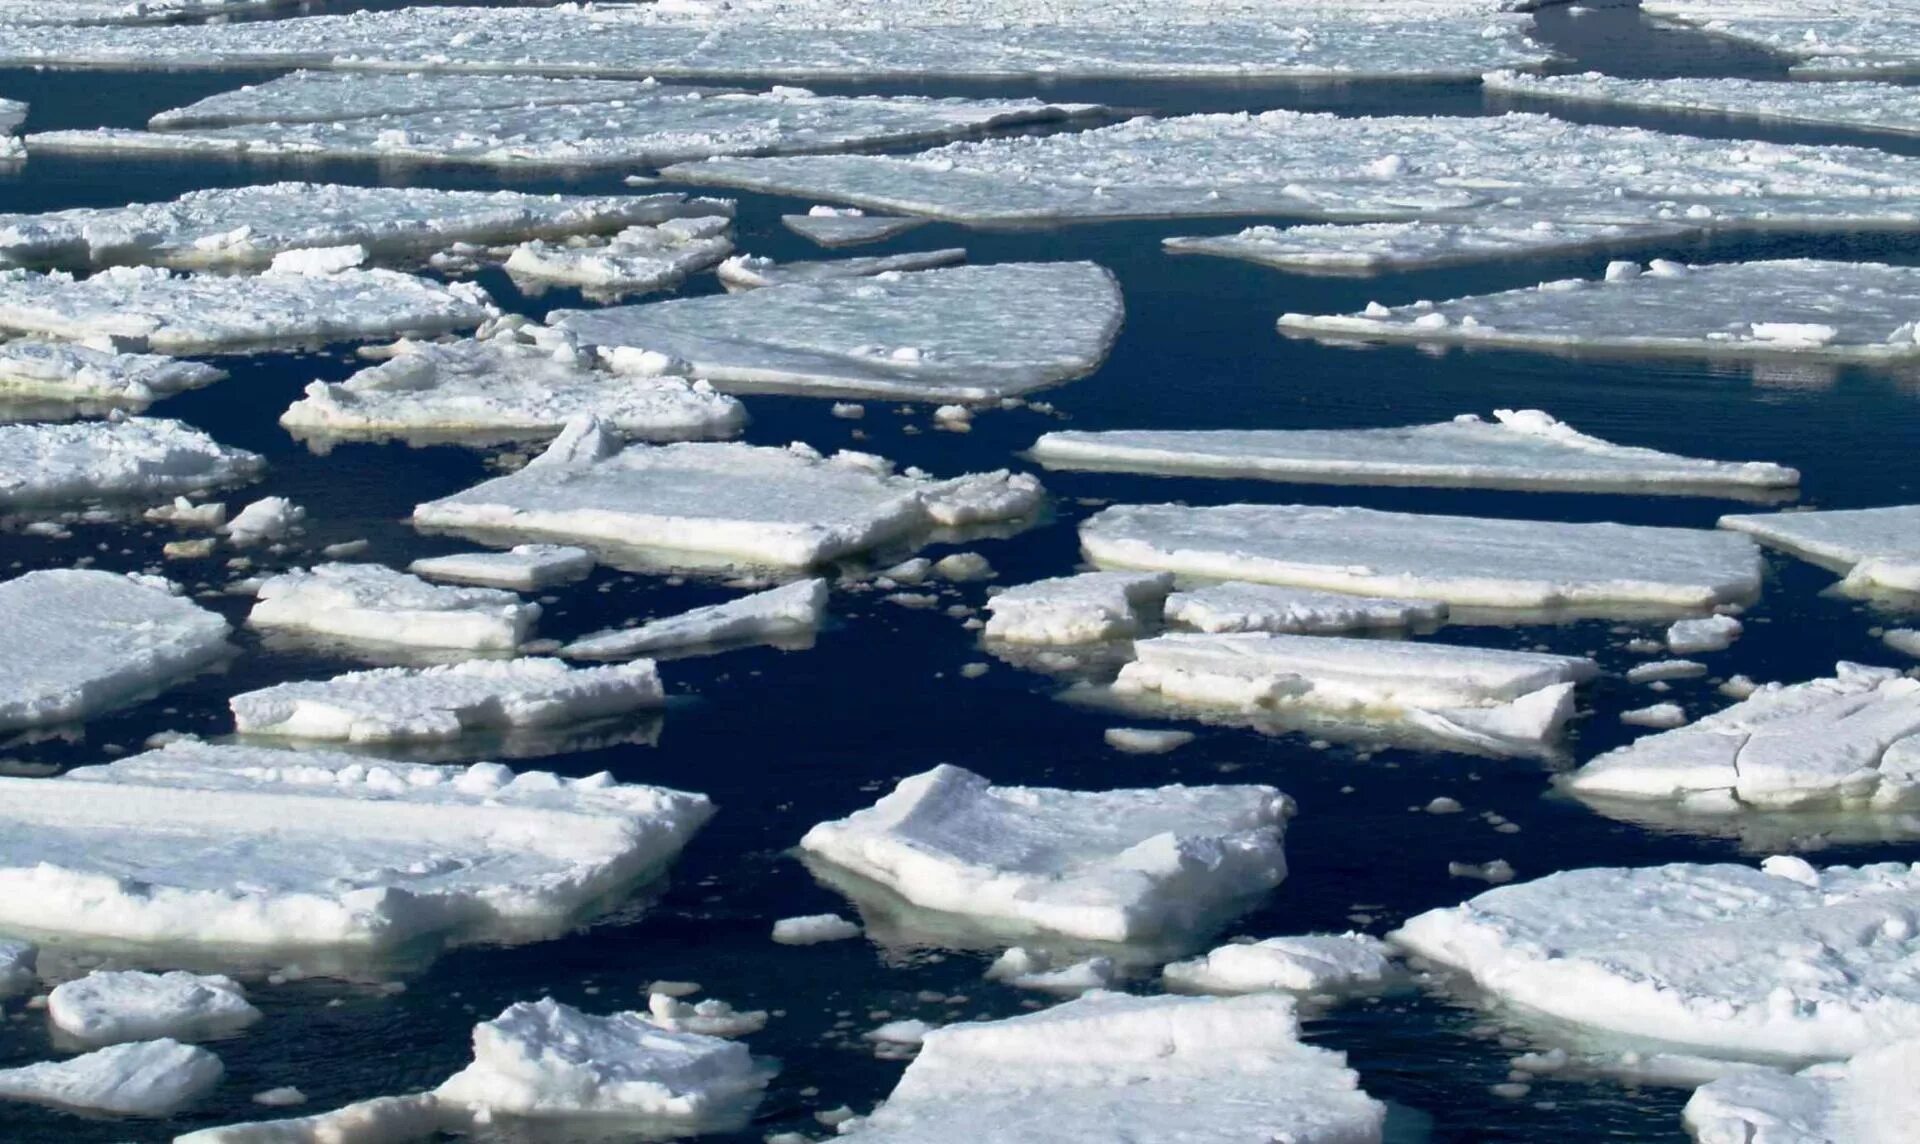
[1030,410,1797,496]
[0,738,712,953]
[0,416,260,509]
[1720,504,1920,594]
[0,183,728,272]
[1163,219,1694,275]
[555,262,1123,402]
[663,110,1920,228]
[1082,503,1762,614]
[1282,261,1920,365]
[1684,1038,1920,1144]
[1485,70,1920,138]
[1642,0,1920,78]
[1393,857,1920,1061]
[0,266,496,354]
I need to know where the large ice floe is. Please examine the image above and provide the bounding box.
[48,970,260,1046]
[1111,633,1593,758]
[0,265,495,354]
[833,991,1385,1143]
[248,563,541,654]
[280,323,746,448]
[0,337,224,413]
[798,764,1290,946]
[0,738,711,952]
[1683,1037,1920,1143]
[1485,70,1920,138]
[413,418,1043,570]
[0,183,726,272]
[1163,218,1691,275]
[504,217,735,297]
[1393,856,1920,1060]
[564,578,829,660]
[983,570,1173,645]
[0,416,259,509]
[1720,504,1920,594]
[0,1039,222,1116]
[0,570,228,730]
[1031,410,1797,496]
[1081,503,1763,614]
[1164,582,1447,636]
[716,247,966,290]
[554,262,1123,401]
[1281,260,1920,365]
[1641,0,1920,79]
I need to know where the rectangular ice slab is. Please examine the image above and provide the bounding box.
[564,579,829,660]
[1643,0,1920,78]
[1282,260,1920,365]
[1683,1038,1919,1144]
[838,991,1384,1144]
[1486,70,1920,138]
[1032,410,1796,495]
[414,419,1043,569]
[0,183,728,271]
[983,570,1172,645]
[0,569,228,729]
[249,563,540,653]
[0,338,223,410]
[1082,503,1762,611]
[1164,219,1691,275]
[505,218,734,295]
[1165,583,1447,635]
[799,763,1290,944]
[230,657,663,744]
[0,738,712,950]
[556,262,1123,401]
[0,416,259,508]
[410,545,593,592]
[0,265,496,354]
[1393,857,1920,1060]
[1720,503,1920,593]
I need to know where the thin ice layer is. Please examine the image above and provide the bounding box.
[1031,410,1796,494]
[1393,857,1920,1060]
[555,262,1123,401]
[1683,1037,1920,1143]
[1082,503,1762,611]
[249,563,540,653]
[0,416,259,508]
[0,338,224,409]
[505,217,734,293]
[229,657,664,744]
[410,545,592,592]
[1165,582,1447,635]
[799,763,1290,944]
[1720,504,1920,593]
[48,970,260,1045]
[0,570,229,729]
[1281,260,1920,364]
[564,579,829,660]
[0,265,496,354]
[1642,0,1920,79]
[1486,70,1920,137]
[717,247,965,290]
[0,1039,222,1116]
[837,991,1385,1144]
[983,570,1172,645]
[0,183,729,271]
[0,738,712,950]
[1164,219,1691,274]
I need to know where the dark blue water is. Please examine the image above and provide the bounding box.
[2,5,1919,1142]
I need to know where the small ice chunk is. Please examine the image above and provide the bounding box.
[1485,69,1920,141]
[716,248,965,291]
[564,579,827,660]
[1447,859,1516,884]
[266,244,365,276]
[224,496,304,545]
[145,497,227,529]
[1165,581,1446,635]
[1621,702,1688,729]
[48,970,260,1046]
[1164,218,1692,275]
[831,401,865,419]
[1884,629,1920,658]
[983,948,1115,995]
[983,570,1172,645]
[1162,933,1392,994]
[1683,1037,1920,1144]
[1667,614,1743,654]
[645,992,767,1038]
[771,914,861,945]
[249,563,539,652]
[506,218,734,293]
[0,1039,222,1116]
[783,210,925,248]
[178,1093,444,1144]
[251,1086,306,1106]
[1627,659,1707,684]
[0,417,259,509]
[0,939,35,997]
[0,337,224,409]
[410,544,593,591]
[864,1019,932,1047]
[1103,727,1195,755]
[1721,504,1920,594]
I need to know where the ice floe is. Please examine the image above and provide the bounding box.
[1082,503,1762,613]
[0,940,34,996]
[555,261,1123,401]
[1720,504,1920,594]
[1163,933,1394,994]
[771,914,861,945]
[249,563,540,653]
[983,570,1172,645]
[1683,1037,1919,1143]
[0,97,22,160]
[1104,727,1194,754]
[1668,614,1743,654]
[410,545,593,592]
[1642,0,1920,79]
[504,217,734,296]
[0,416,260,509]
[177,1094,444,1144]
[983,947,1115,995]
[1281,261,1920,365]
[48,970,260,1046]
[717,248,966,290]
[0,337,224,412]
[1394,856,1920,1060]
[1164,582,1447,635]
[224,496,303,546]
[1486,70,1920,138]
[784,208,926,248]
[834,991,1385,1143]
[0,1039,221,1116]
[0,0,282,25]
[1032,410,1796,495]
[564,579,828,660]
[799,763,1290,945]
[1164,219,1691,275]
[1622,702,1689,729]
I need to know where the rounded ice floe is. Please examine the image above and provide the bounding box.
[982,570,1172,645]
[1392,857,1920,1060]
[1683,1036,1920,1144]
[1163,933,1393,994]
[0,1038,222,1116]
[564,579,829,660]
[1720,504,1920,595]
[249,563,540,653]
[771,913,862,945]
[1103,727,1194,754]
[798,763,1291,945]
[410,544,594,591]
[716,247,966,291]
[1667,613,1743,654]
[0,415,260,509]
[1164,581,1447,635]
[0,337,225,409]
[48,969,261,1046]
[505,217,734,293]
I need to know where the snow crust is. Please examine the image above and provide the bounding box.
[564,578,828,660]
[1720,504,1920,593]
[0,337,224,410]
[1683,1037,1920,1143]
[1165,582,1447,635]
[1164,219,1690,274]
[0,1038,221,1116]
[0,416,260,508]
[249,563,540,653]
[983,570,1172,645]
[1163,933,1393,994]
[783,209,925,248]
[48,970,260,1046]
[1486,70,1920,137]
[504,217,734,294]
[717,247,966,290]
[410,545,592,592]
[1642,0,1920,78]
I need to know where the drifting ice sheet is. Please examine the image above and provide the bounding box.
[1082,503,1762,611]
[799,763,1290,944]
[1281,261,1920,365]
[249,563,540,653]
[0,338,224,410]
[1164,219,1691,275]
[1683,1037,1920,1143]
[1642,0,1920,79]
[983,570,1173,645]
[717,247,966,290]
[1165,582,1446,635]
[1031,410,1797,494]
[505,217,734,294]
[0,1039,221,1116]
[1720,504,1920,593]
[0,416,259,508]
[1486,70,1920,138]
[411,545,592,592]
[48,970,260,1046]
[555,261,1123,401]
[783,208,926,248]
[1163,933,1393,994]
[564,579,829,660]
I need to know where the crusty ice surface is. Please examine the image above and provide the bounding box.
[984,570,1172,645]
[1720,504,1920,593]
[0,265,496,354]
[48,970,260,1046]
[0,1039,222,1116]
[410,545,592,592]
[799,763,1290,944]
[1486,70,1920,137]
[1163,933,1393,994]
[1165,582,1447,635]
[0,338,224,410]
[1164,219,1692,275]
[784,209,926,248]
[0,738,712,951]
[1393,855,1920,1060]
[1032,409,1797,494]
[1082,503,1763,611]
[1683,1036,1920,1143]
[249,563,540,653]
[717,247,965,290]
[505,217,734,294]
[1642,0,1920,78]
[0,416,260,508]
[835,991,1385,1144]
[0,570,228,730]
[1282,261,1920,364]
[556,261,1122,401]
[564,578,828,660]
[0,183,729,271]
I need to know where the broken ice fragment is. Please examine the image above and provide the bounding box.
[249,563,540,653]
[563,579,828,660]
[0,338,224,412]
[410,545,593,592]
[505,217,734,296]
[983,570,1172,645]
[1162,933,1393,994]
[1720,503,1920,594]
[771,914,861,945]
[717,248,966,291]
[1165,582,1447,635]
[0,1039,221,1116]
[1164,218,1693,275]
[48,970,260,1046]
[0,416,260,509]
[1683,1037,1920,1144]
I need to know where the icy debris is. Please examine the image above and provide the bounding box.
[771,914,861,945]
[0,738,712,950]
[1283,261,1920,365]
[1114,633,1592,757]
[1683,1037,1920,1144]
[983,570,1172,645]
[718,248,966,291]
[564,579,828,660]
[1164,218,1691,275]
[48,970,259,1046]
[1163,933,1393,995]
[835,991,1385,1144]
[1165,582,1446,636]
[0,336,223,409]
[984,948,1115,995]
[1641,0,1920,79]
[1721,504,1920,593]
[1083,503,1762,612]
[556,262,1123,401]
[506,217,733,295]
[224,496,303,546]
[249,563,539,653]
[1626,659,1707,684]
[784,208,926,248]
[1486,70,1920,138]
[0,416,260,509]
[0,940,34,997]
[0,570,228,730]
[281,329,745,446]
[230,657,663,744]
[800,764,1290,944]
[1668,614,1743,654]
[1622,702,1688,729]
[1104,727,1194,754]
[0,265,495,354]
[1885,630,1920,658]
[0,1038,221,1116]
[178,1094,444,1144]
[1397,857,1920,1059]
[1031,411,1797,495]
[0,183,728,271]
[1567,663,1920,812]
[414,423,1043,569]
[411,545,593,592]
[645,993,767,1038]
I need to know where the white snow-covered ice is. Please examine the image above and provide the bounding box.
[0,940,34,997]
[0,98,23,160]
[0,337,224,411]
[0,1039,222,1116]
[771,914,861,945]
[1164,219,1691,275]
[0,416,260,509]
[1720,504,1920,593]
[1642,0,1920,79]
[248,563,540,653]
[1668,614,1743,654]
[716,248,966,290]
[47,970,260,1046]
[1683,1037,1920,1143]
[504,217,734,294]
[0,0,284,26]
[1486,70,1920,137]
[983,570,1172,645]
[1164,582,1447,635]
[175,1094,444,1144]
[410,545,593,592]
[1163,933,1394,994]
[564,579,828,660]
